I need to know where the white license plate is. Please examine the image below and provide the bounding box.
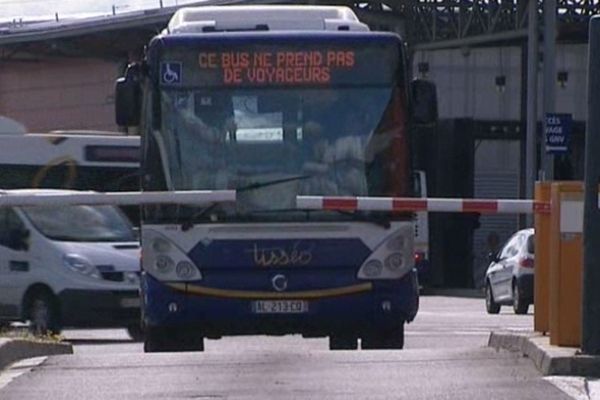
[120,297,140,308]
[253,300,308,314]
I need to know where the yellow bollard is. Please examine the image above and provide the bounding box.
[534,182,551,334]
[549,182,583,347]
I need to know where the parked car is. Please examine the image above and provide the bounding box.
[484,228,534,315]
[0,190,141,338]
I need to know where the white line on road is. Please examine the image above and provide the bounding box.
[0,356,47,391]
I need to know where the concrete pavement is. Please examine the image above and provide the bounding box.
[489,330,600,377]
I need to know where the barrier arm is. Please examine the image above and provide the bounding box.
[297,196,551,214]
[0,190,236,207]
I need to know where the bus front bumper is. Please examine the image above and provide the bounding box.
[141,271,419,337]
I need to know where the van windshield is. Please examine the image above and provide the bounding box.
[22,205,136,242]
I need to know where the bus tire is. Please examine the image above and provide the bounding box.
[361,325,404,350]
[26,290,61,336]
[144,327,204,352]
[329,335,358,350]
[127,323,145,342]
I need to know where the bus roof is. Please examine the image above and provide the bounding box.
[166,5,369,34]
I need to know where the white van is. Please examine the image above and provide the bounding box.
[0,190,141,338]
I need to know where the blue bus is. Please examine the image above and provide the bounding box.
[116,5,437,351]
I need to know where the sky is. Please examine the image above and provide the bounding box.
[0,0,198,22]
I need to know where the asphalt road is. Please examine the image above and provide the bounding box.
[0,296,574,399]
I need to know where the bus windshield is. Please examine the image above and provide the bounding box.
[146,35,410,222]
[156,86,408,218]
[22,205,136,242]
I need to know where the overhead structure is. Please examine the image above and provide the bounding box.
[352,0,597,49]
[0,0,598,59]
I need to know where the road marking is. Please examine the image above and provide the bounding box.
[0,356,47,391]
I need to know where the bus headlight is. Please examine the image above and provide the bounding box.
[155,255,174,273]
[384,253,403,270]
[386,235,405,251]
[152,238,171,253]
[357,225,414,280]
[142,229,202,282]
[362,260,383,277]
[176,261,199,280]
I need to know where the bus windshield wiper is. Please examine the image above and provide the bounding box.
[181,202,220,231]
[236,175,312,192]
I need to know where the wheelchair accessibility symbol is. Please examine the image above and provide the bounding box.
[160,62,182,85]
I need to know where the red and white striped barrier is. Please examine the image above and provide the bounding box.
[0,190,236,207]
[297,196,551,214]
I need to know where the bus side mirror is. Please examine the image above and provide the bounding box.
[410,79,438,126]
[115,64,142,127]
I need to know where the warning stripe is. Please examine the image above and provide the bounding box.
[297,196,551,215]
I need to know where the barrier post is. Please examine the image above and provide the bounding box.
[549,182,583,346]
[534,182,551,334]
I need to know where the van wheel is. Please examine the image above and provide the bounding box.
[512,280,529,315]
[485,281,501,314]
[27,291,61,336]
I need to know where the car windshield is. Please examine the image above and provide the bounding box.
[21,205,136,242]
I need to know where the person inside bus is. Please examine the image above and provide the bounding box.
[174,92,235,190]
[300,119,338,195]
[299,93,375,196]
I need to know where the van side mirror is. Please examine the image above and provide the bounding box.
[115,63,142,127]
[487,251,499,263]
[8,228,29,251]
[410,79,438,126]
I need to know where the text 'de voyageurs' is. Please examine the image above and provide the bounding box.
[198,50,356,85]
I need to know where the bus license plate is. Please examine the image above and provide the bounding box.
[253,300,308,314]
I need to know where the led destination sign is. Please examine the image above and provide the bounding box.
[199,50,355,85]
[158,40,400,87]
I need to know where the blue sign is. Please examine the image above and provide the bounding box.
[160,62,182,85]
[545,113,572,154]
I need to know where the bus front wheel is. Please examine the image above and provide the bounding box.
[144,326,204,352]
[361,325,404,350]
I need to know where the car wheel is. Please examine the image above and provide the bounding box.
[512,280,529,315]
[27,291,61,336]
[329,335,358,350]
[485,281,501,314]
[144,326,204,353]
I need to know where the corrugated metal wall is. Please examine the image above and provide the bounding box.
[472,140,521,288]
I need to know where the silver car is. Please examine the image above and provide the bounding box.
[485,228,535,314]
